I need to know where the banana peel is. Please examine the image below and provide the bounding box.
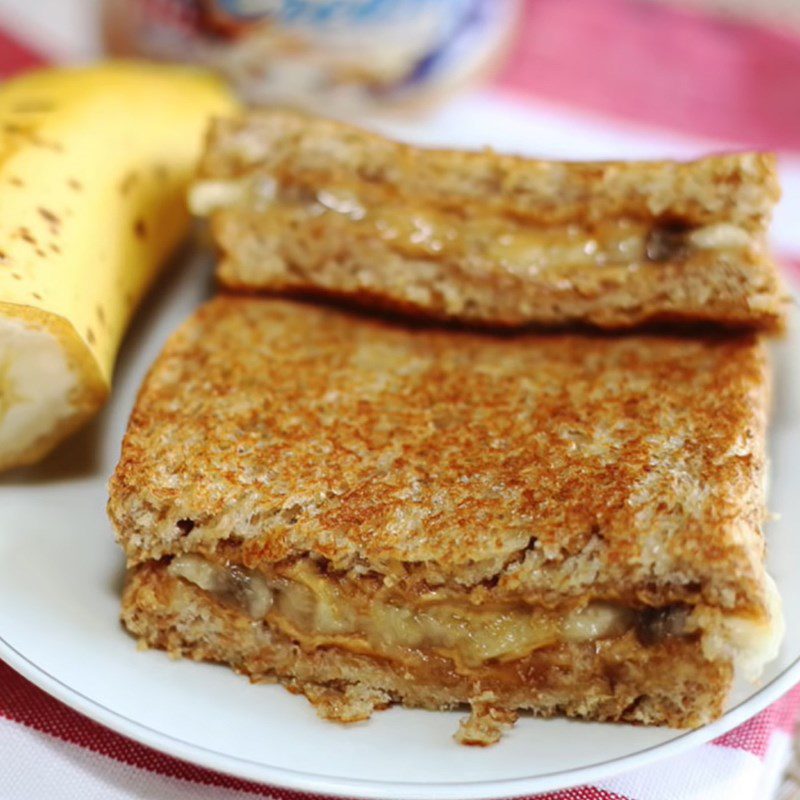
[0,62,237,472]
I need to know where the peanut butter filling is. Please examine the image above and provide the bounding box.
[189,176,756,278]
[166,555,694,672]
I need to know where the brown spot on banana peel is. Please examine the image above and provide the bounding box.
[16,227,36,245]
[119,171,138,195]
[38,207,61,226]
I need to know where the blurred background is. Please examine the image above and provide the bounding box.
[0,0,798,256]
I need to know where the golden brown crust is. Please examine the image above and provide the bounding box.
[455,694,519,746]
[122,563,733,730]
[194,109,789,330]
[108,296,772,617]
[198,111,780,230]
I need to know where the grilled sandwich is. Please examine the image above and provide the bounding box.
[189,110,790,332]
[109,295,783,743]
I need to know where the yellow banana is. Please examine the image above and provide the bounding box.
[0,62,237,472]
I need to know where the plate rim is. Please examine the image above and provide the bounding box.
[2,635,799,800]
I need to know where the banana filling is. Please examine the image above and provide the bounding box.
[189,177,754,277]
[168,555,695,670]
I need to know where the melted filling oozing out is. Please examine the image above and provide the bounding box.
[188,177,753,277]
[166,555,692,669]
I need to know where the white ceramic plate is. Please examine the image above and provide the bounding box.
[1,107,799,797]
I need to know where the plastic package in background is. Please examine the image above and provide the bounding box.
[102,0,520,114]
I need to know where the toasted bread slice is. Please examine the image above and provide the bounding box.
[123,561,734,734]
[109,296,782,736]
[189,110,790,331]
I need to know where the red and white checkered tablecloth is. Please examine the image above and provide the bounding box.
[1,1,799,798]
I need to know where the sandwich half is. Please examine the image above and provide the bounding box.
[109,296,783,743]
[189,110,790,332]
